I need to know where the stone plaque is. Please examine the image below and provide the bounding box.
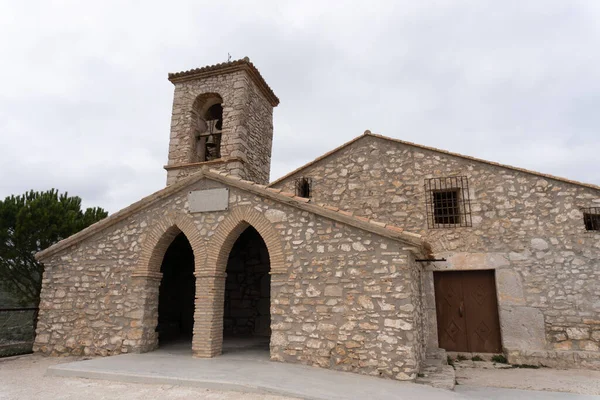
[188,188,229,213]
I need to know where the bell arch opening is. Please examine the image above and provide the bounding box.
[156,232,196,351]
[222,225,271,355]
[191,93,223,163]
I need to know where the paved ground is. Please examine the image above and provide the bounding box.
[1,344,599,400]
[44,344,457,400]
[0,354,297,400]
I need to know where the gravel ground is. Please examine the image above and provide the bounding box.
[456,365,600,395]
[0,354,299,400]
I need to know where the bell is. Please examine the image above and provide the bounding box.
[206,134,216,147]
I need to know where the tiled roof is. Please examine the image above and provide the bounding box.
[168,57,279,107]
[36,167,427,261]
[268,131,600,191]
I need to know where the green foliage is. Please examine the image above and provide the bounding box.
[491,354,508,364]
[471,355,484,361]
[456,354,468,361]
[0,189,107,306]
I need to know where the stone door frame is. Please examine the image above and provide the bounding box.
[422,253,545,356]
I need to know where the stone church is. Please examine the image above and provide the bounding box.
[33,58,600,381]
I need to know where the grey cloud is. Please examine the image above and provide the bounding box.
[0,1,598,213]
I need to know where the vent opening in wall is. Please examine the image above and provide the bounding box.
[295,177,312,198]
[583,207,600,231]
[425,176,472,228]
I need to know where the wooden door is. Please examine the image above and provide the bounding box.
[434,270,502,353]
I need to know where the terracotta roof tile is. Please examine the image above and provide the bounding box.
[369,220,387,228]
[385,225,404,233]
[279,191,296,198]
[293,196,310,203]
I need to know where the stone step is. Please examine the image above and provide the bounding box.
[425,347,448,364]
[415,360,456,390]
[424,357,444,366]
[416,347,453,389]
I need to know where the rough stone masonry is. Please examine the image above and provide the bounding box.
[33,58,600,383]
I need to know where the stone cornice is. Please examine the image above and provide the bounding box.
[163,157,244,171]
[168,57,279,107]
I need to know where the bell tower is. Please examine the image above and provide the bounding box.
[165,57,279,186]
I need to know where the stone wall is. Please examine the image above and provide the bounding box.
[271,135,600,362]
[166,69,273,186]
[35,177,424,380]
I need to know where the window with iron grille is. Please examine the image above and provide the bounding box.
[295,177,312,198]
[424,176,472,228]
[583,207,600,231]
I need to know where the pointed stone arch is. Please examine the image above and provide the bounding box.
[205,206,285,276]
[131,212,205,353]
[193,206,286,358]
[133,212,206,279]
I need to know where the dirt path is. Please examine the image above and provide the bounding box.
[0,354,298,400]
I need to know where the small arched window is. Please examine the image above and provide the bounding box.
[295,177,312,198]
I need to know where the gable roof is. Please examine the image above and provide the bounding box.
[36,168,428,261]
[168,57,279,107]
[268,131,600,191]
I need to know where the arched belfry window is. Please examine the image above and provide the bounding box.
[192,94,223,162]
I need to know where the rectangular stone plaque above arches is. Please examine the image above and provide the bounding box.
[188,188,229,213]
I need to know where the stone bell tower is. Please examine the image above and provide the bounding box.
[165,57,279,186]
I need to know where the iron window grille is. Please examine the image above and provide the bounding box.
[425,176,472,228]
[295,177,312,198]
[583,207,600,231]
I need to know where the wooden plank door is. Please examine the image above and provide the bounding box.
[462,270,502,353]
[434,270,502,353]
[434,272,469,352]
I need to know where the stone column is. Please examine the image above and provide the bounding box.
[192,272,226,357]
[269,271,289,362]
[131,272,162,353]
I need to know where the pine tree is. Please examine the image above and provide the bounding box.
[0,190,107,306]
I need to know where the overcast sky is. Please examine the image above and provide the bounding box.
[1,1,599,213]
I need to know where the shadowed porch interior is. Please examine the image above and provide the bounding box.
[223,226,271,354]
[157,232,195,349]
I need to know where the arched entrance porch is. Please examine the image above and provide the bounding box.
[193,206,285,358]
[131,213,205,354]
[156,232,195,350]
[222,226,271,354]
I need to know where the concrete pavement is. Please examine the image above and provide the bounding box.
[45,342,600,400]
